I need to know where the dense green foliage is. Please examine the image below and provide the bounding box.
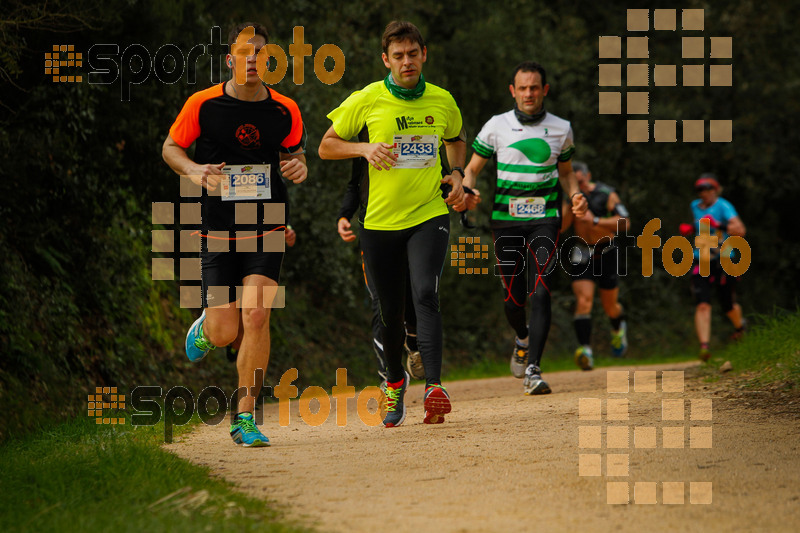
[1,0,798,439]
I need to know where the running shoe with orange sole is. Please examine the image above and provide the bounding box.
[423,384,452,424]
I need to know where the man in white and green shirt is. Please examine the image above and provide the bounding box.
[319,21,465,427]
[458,61,587,395]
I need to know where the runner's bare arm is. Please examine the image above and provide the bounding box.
[162,135,225,191]
[284,226,297,246]
[280,151,308,184]
[337,217,357,242]
[558,160,587,217]
[560,199,574,233]
[318,126,396,170]
[452,151,488,212]
[726,215,746,237]
[598,191,629,231]
[463,153,489,190]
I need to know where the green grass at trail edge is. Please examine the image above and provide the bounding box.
[442,350,697,382]
[443,311,800,386]
[0,415,310,533]
[701,310,800,389]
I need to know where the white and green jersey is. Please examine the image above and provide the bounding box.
[472,110,574,228]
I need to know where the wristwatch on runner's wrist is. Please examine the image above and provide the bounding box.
[593,216,600,225]
[451,167,465,178]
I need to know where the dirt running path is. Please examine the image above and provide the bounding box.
[166,362,800,532]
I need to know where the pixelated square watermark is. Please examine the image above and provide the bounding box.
[45,45,83,82]
[597,8,732,143]
[578,370,714,505]
[88,386,126,424]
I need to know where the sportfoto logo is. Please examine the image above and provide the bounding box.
[117,369,385,442]
[453,218,750,277]
[52,26,345,100]
[87,386,126,425]
[45,44,83,82]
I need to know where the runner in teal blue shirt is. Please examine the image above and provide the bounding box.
[681,174,747,361]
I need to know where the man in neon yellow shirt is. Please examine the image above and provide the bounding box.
[319,20,465,427]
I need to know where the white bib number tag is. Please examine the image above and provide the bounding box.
[392,134,438,168]
[509,197,546,218]
[221,164,271,201]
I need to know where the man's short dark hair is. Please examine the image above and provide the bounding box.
[382,21,425,54]
[572,161,589,174]
[228,22,270,47]
[510,61,547,87]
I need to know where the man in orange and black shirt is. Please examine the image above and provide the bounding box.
[162,22,307,447]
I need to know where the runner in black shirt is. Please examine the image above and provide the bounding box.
[162,22,307,447]
[561,161,630,370]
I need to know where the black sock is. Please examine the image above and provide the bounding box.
[574,315,592,346]
[610,313,625,331]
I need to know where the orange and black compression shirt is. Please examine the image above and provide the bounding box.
[168,83,304,233]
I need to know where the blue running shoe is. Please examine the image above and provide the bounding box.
[230,412,270,447]
[423,384,451,424]
[382,372,409,428]
[699,346,711,362]
[574,346,594,371]
[185,311,215,362]
[611,320,628,357]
